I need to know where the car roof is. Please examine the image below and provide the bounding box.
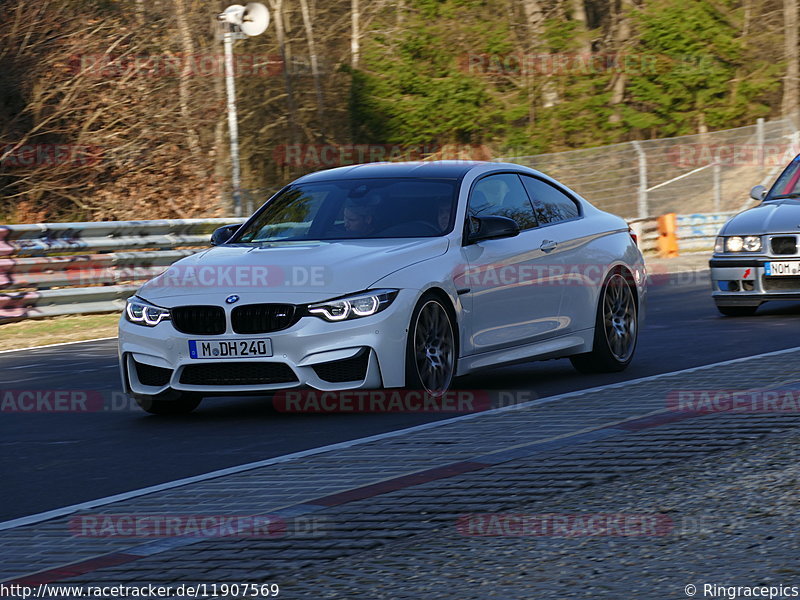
[293,161,489,183]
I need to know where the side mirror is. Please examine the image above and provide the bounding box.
[466,215,520,244]
[749,185,767,202]
[210,224,240,246]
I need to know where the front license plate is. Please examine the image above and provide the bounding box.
[765,261,800,276]
[188,339,272,359]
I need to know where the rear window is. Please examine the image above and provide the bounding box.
[520,176,580,224]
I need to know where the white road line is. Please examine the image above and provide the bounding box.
[1,343,799,532]
[0,338,117,355]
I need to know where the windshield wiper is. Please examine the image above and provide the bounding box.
[769,192,800,200]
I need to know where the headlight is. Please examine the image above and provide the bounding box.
[743,236,762,252]
[125,297,171,326]
[714,236,724,253]
[722,236,761,253]
[725,236,744,252]
[307,289,398,322]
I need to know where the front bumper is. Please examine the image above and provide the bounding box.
[118,290,417,396]
[710,257,800,305]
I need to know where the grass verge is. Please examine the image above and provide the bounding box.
[0,313,119,351]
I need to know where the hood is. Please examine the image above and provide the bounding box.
[722,199,800,236]
[137,237,449,305]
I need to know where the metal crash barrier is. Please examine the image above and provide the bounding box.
[0,219,244,322]
[1,213,730,322]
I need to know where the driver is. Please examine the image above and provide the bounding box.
[343,193,381,235]
[436,197,452,232]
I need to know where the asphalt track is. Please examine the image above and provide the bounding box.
[1,271,799,521]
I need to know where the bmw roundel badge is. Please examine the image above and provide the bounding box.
[225,295,240,304]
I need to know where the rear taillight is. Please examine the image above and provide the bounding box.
[628,225,638,246]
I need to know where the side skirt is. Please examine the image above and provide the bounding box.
[456,329,594,376]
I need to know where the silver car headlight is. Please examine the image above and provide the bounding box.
[723,236,761,253]
[725,236,744,252]
[743,236,762,252]
[307,289,398,322]
[125,296,171,327]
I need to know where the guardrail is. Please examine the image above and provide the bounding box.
[0,219,244,322]
[0,213,725,323]
[675,212,736,251]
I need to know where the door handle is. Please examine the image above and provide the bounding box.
[540,240,558,252]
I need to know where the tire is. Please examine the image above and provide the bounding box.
[405,295,457,396]
[133,390,202,415]
[715,304,759,317]
[570,270,638,374]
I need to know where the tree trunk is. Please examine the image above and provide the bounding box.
[609,0,632,124]
[520,0,558,108]
[351,0,360,69]
[268,0,299,146]
[173,0,205,178]
[135,0,145,24]
[571,0,592,55]
[782,0,799,120]
[298,0,325,127]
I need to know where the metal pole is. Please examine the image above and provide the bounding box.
[223,31,242,217]
[713,161,721,212]
[631,141,648,219]
[756,117,765,176]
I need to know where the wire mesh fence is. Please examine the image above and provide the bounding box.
[501,117,800,219]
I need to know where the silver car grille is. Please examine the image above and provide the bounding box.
[769,235,799,256]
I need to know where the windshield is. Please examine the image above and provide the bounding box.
[231,178,459,242]
[767,155,800,200]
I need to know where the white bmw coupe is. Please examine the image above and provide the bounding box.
[119,161,646,414]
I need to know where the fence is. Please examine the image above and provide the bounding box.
[503,117,800,220]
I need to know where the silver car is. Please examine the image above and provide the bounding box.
[711,154,800,316]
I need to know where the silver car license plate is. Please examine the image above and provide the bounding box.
[188,339,273,359]
[765,261,800,276]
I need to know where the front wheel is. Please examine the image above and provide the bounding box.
[571,270,638,374]
[133,390,202,415]
[405,296,457,396]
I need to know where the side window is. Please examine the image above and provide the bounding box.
[770,156,800,197]
[468,173,538,230]
[520,176,580,225]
